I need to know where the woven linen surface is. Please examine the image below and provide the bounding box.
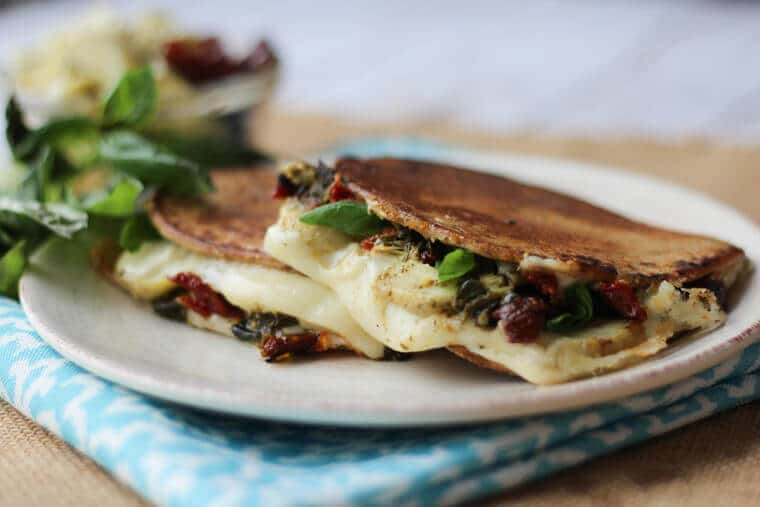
[1,138,759,507]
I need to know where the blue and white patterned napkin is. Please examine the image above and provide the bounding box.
[2,298,760,507]
[2,138,759,507]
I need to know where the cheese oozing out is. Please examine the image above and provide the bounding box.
[113,241,386,359]
[263,201,728,384]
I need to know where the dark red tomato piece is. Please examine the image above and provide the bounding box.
[170,272,245,320]
[521,270,559,303]
[328,178,356,202]
[492,295,547,343]
[260,331,329,360]
[163,37,276,84]
[597,281,647,321]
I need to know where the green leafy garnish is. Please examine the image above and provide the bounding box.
[0,241,27,298]
[99,130,214,195]
[15,117,99,163]
[0,198,87,239]
[149,131,270,167]
[84,178,143,217]
[299,201,388,237]
[119,213,160,252]
[437,249,476,282]
[5,97,31,159]
[546,283,594,333]
[102,66,156,127]
[0,64,270,298]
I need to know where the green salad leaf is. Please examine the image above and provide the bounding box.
[148,131,271,168]
[85,178,143,217]
[437,248,476,282]
[0,198,88,239]
[15,117,98,162]
[546,283,594,333]
[99,130,213,195]
[5,97,31,159]
[103,66,156,127]
[119,213,160,252]
[0,64,270,298]
[0,241,27,298]
[299,201,388,237]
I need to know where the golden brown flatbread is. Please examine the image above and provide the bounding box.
[147,166,289,270]
[337,157,744,286]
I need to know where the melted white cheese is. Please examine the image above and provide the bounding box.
[263,201,727,384]
[114,241,385,359]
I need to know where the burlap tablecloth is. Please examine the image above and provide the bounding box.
[1,109,758,507]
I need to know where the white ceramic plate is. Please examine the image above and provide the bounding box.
[19,146,760,426]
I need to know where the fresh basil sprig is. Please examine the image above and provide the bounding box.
[119,213,161,252]
[0,198,87,239]
[84,178,143,217]
[103,67,157,127]
[546,283,594,333]
[0,63,272,298]
[148,131,269,168]
[0,241,27,298]
[99,130,213,195]
[437,249,476,282]
[299,201,388,238]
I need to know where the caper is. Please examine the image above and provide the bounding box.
[231,320,261,342]
[152,290,187,322]
[455,278,487,311]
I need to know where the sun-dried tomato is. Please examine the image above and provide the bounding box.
[272,173,298,199]
[522,270,559,303]
[170,272,245,320]
[492,295,547,343]
[260,331,330,360]
[163,37,276,84]
[328,178,356,202]
[597,281,647,321]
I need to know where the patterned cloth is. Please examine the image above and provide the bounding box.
[2,139,759,507]
[2,299,760,507]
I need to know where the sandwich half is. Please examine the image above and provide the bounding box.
[264,158,747,384]
[101,167,386,361]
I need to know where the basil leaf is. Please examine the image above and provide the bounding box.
[0,241,27,298]
[546,283,594,333]
[119,213,160,252]
[15,117,99,162]
[299,201,388,238]
[5,97,31,159]
[437,249,476,282]
[0,197,87,239]
[84,178,143,217]
[18,146,54,201]
[99,130,213,195]
[147,131,271,167]
[103,66,156,127]
[5,95,97,163]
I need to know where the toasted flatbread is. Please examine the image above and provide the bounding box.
[264,157,748,383]
[147,167,288,270]
[336,158,744,285]
[110,166,385,360]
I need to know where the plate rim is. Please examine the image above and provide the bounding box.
[19,143,760,427]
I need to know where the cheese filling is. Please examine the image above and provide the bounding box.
[263,201,728,384]
[113,241,386,359]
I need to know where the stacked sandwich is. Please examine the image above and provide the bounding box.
[108,158,747,384]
